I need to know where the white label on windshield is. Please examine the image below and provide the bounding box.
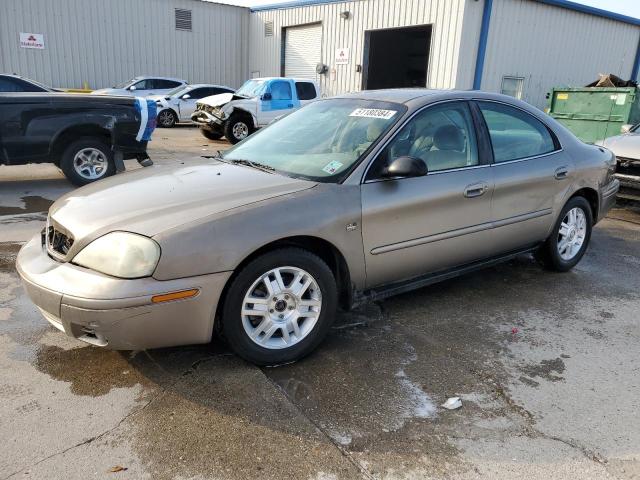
[349,108,397,120]
[322,160,344,174]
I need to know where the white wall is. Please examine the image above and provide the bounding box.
[249,0,468,97]
[0,0,250,89]
[469,0,640,109]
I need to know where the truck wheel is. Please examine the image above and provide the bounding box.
[536,196,593,272]
[221,248,337,366]
[157,109,177,128]
[60,137,115,186]
[224,114,253,144]
[200,127,223,141]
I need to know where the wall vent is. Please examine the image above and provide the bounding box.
[175,8,192,31]
[265,21,274,36]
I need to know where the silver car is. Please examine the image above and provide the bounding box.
[597,124,640,196]
[17,90,619,365]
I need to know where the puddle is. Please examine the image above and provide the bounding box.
[0,195,53,216]
[34,345,147,396]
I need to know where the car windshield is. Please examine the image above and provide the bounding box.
[222,98,407,182]
[167,85,190,97]
[113,78,137,89]
[235,79,266,98]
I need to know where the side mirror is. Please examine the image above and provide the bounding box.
[262,92,272,101]
[181,94,191,100]
[128,85,136,91]
[621,124,633,134]
[382,156,428,179]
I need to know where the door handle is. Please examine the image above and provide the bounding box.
[288,103,294,108]
[554,166,569,180]
[464,182,488,198]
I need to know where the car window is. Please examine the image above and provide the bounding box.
[270,81,292,101]
[186,88,207,99]
[133,79,151,90]
[212,87,234,95]
[156,79,182,89]
[0,77,22,92]
[295,82,316,100]
[368,102,479,179]
[478,101,556,162]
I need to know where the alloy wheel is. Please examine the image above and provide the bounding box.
[241,266,322,349]
[73,148,108,180]
[557,207,587,261]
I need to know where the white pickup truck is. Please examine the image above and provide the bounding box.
[191,77,320,144]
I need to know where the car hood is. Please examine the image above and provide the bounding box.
[49,159,316,244]
[601,133,640,159]
[197,93,240,108]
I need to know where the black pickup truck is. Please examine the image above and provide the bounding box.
[0,93,155,185]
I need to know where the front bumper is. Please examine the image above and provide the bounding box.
[599,178,620,222]
[191,110,224,128]
[16,235,231,350]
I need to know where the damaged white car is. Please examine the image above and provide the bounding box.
[191,77,319,143]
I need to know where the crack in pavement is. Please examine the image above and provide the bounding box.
[260,369,375,480]
[1,386,167,480]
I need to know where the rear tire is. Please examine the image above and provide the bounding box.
[221,248,337,366]
[200,127,223,141]
[59,137,115,186]
[224,113,254,144]
[157,109,177,128]
[537,196,593,272]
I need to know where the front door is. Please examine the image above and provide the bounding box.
[474,101,574,255]
[361,101,494,288]
[259,80,298,126]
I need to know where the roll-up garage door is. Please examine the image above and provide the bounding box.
[284,23,322,80]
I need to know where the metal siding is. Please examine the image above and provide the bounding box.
[249,0,468,97]
[0,0,249,89]
[477,0,640,109]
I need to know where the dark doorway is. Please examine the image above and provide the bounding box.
[362,25,432,90]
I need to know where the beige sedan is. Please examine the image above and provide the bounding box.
[17,89,619,365]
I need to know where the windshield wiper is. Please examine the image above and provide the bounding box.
[228,158,275,174]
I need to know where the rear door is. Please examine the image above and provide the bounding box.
[474,100,573,255]
[360,101,494,287]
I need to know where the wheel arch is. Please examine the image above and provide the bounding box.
[214,235,354,334]
[50,125,112,166]
[570,187,599,221]
[229,107,257,128]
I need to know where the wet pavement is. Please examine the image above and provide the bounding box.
[1,127,639,479]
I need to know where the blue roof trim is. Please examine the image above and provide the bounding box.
[251,0,348,12]
[473,0,493,90]
[533,0,640,26]
[251,0,640,26]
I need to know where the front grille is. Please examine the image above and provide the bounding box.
[44,221,74,258]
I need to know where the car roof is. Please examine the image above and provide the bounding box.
[251,77,317,83]
[185,84,233,89]
[133,76,187,83]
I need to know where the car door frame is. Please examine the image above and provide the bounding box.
[358,99,497,288]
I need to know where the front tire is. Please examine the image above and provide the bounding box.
[59,137,115,186]
[157,109,177,128]
[224,114,254,144]
[221,248,337,365]
[537,196,593,272]
[200,127,223,141]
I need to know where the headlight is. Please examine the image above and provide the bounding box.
[72,232,160,279]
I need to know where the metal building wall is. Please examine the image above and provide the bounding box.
[249,0,468,97]
[0,0,250,89]
[462,0,640,109]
